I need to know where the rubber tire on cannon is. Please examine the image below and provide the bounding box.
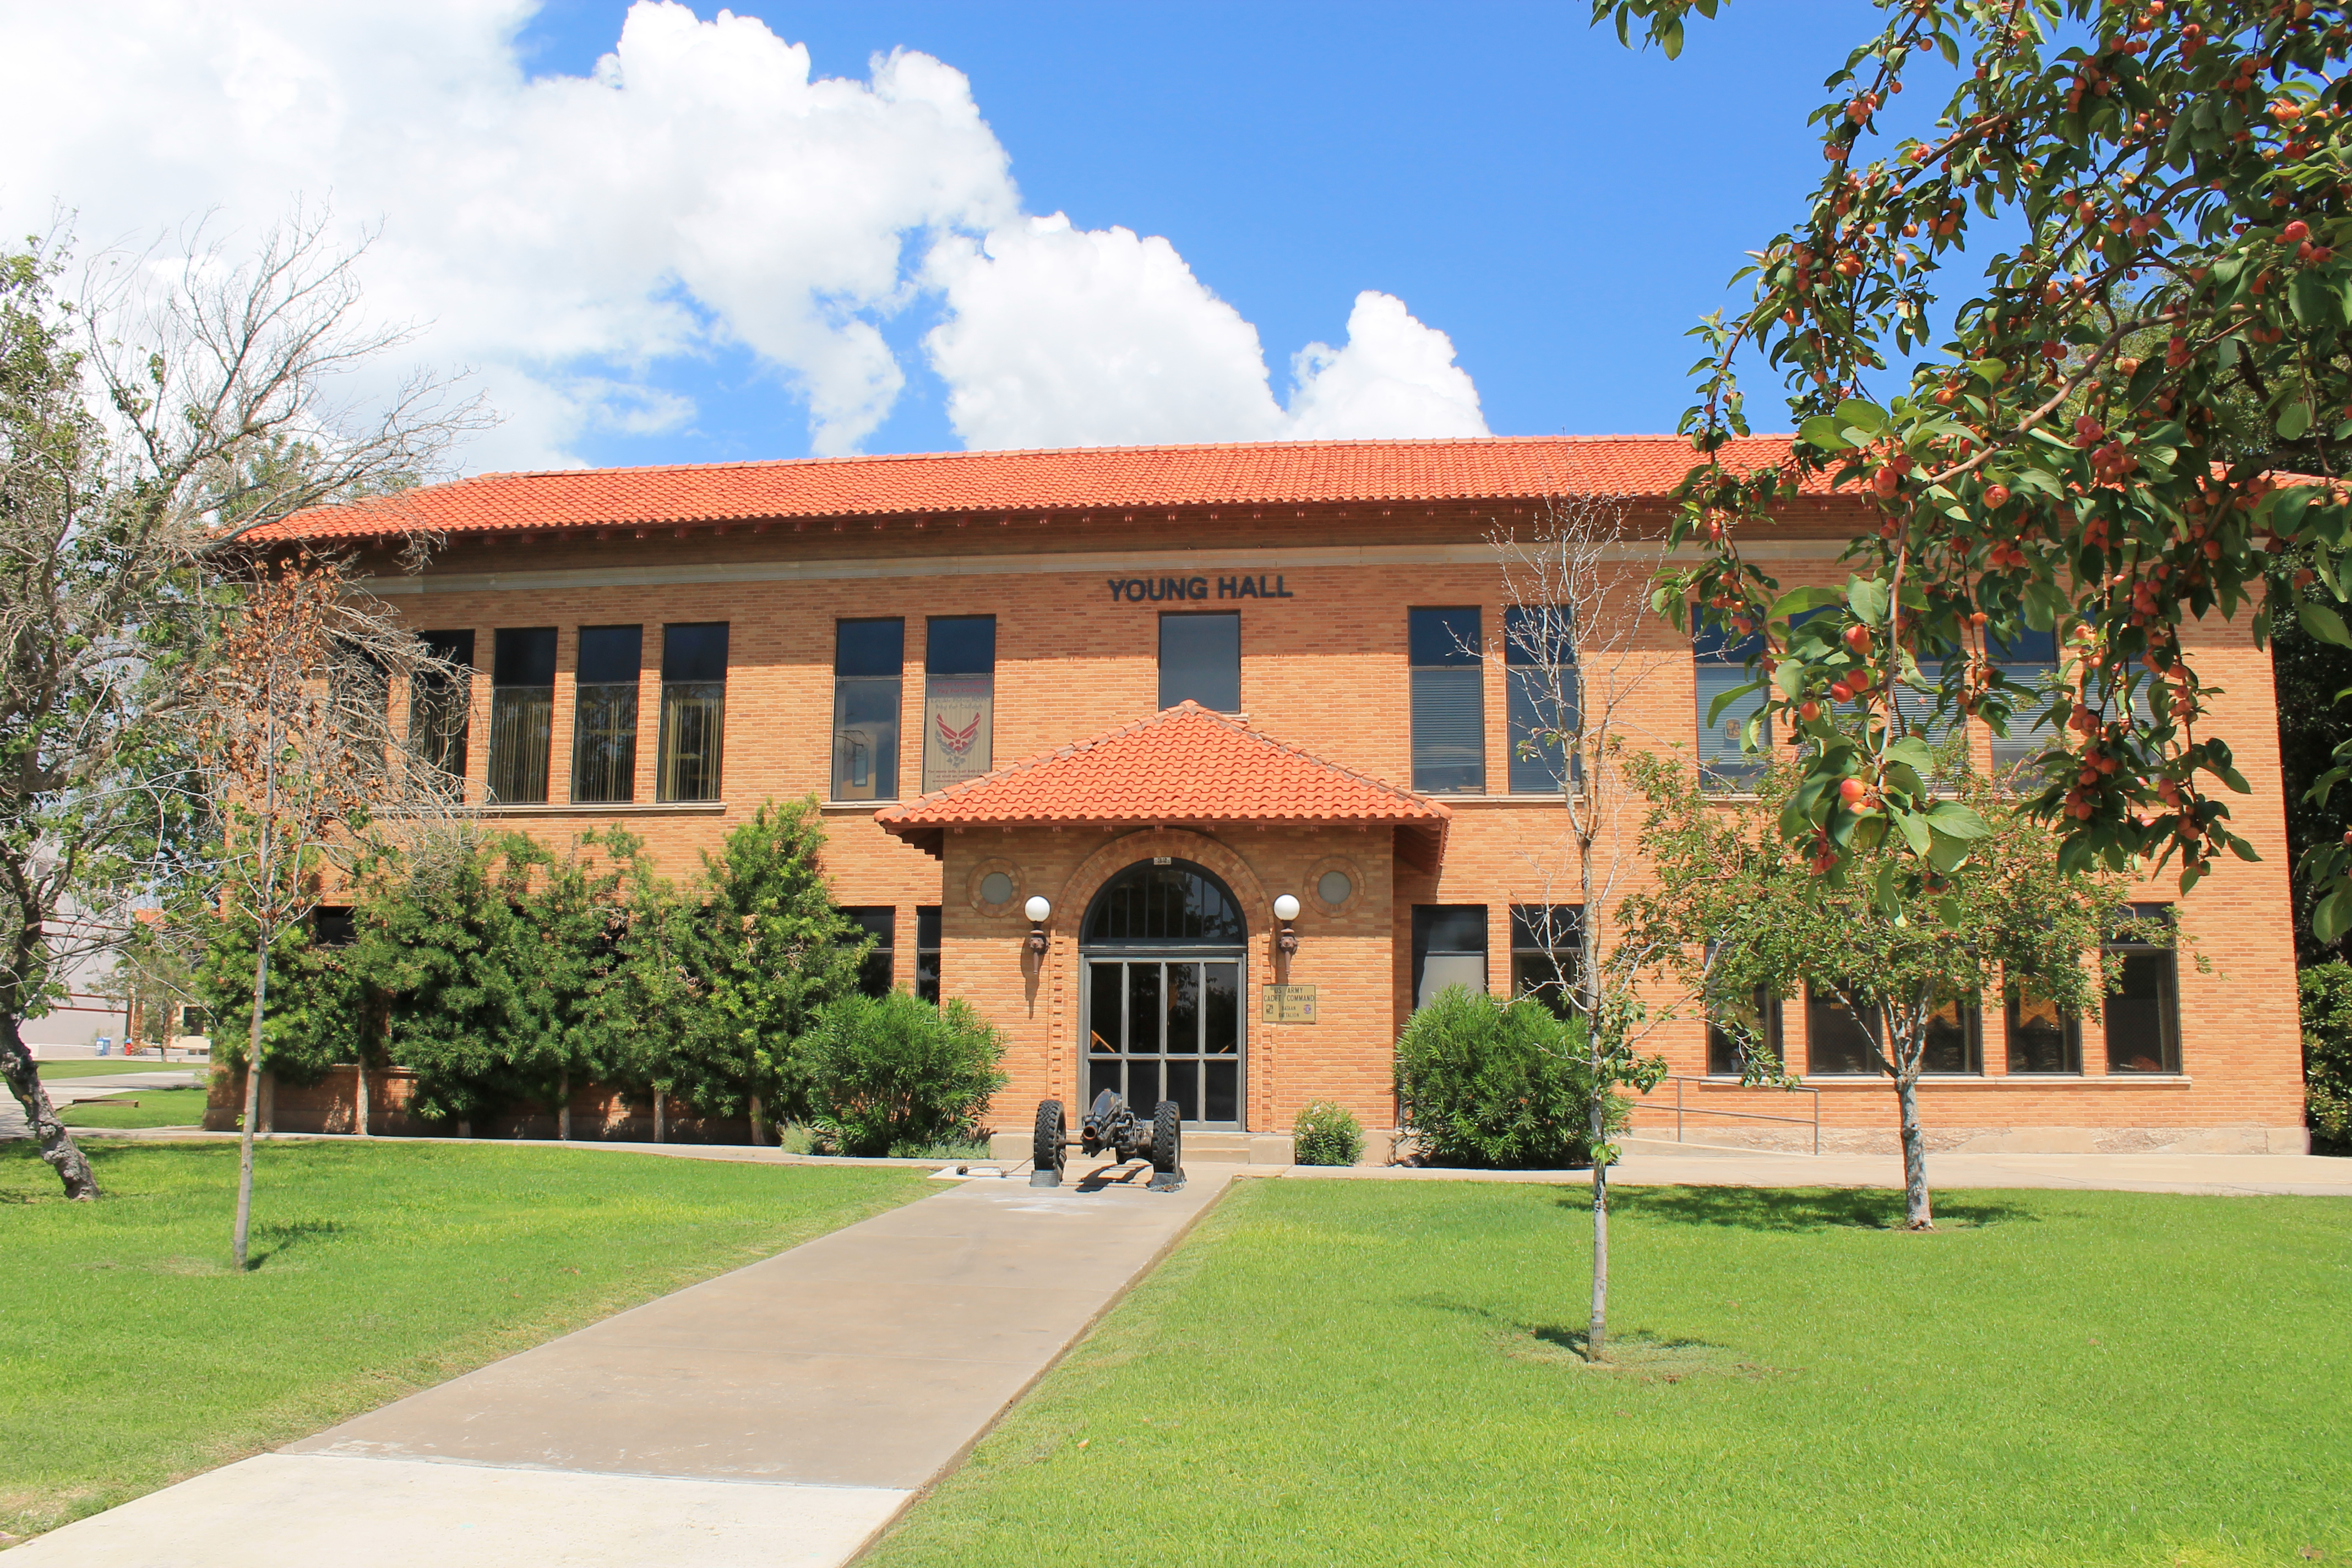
[1147,1098,1185,1191]
[1030,1099,1066,1188]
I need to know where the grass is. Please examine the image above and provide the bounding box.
[0,1139,928,1539]
[57,1088,210,1128]
[865,1180,2352,1568]
[34,1058,201,1080]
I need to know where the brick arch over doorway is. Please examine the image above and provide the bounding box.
[1044,829,1278,1130]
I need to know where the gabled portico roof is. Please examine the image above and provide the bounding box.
[875,702,1449,867]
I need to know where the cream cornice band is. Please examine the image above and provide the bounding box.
[355,537,1856,598]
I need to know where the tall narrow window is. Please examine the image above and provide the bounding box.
[572,625,641,804]
[1159,612,1240,712]
[2005,979,2082,1073]
[658,623,727,803]
[1411,906,1489,1010]
[832,619,903,801]
[923,617,995,793]
[1505,605,1576,794]
[1410,607,1485,793]
[1708,989,1781,1076]
[916,906,941,1005]
[842,907,895,998]
[2105,905,2181,1073]
[1510,905,1581,1016]
[487,628,556,803]
[1695,620,1768,790]
[409,630,474,782]
[1989,627,2060,773]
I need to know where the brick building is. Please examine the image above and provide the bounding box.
[268,435,2310,1158]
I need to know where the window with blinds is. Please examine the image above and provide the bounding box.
[487,627,556,804]
[1693,621,1767,790]
[658,623,727,803]
[1409,607,1485,793]
[572,624,641,804]
[1504,605,1577,794]
[407,630,474,782]
[832,619,902,802]
[1988,627,2060,774]
[1411,905,1489,1009]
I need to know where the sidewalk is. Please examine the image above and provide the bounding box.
[8,1159,1237,1568]
[0,1071,200,1140]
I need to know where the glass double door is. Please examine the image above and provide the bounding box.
[1085,954,1244,1128]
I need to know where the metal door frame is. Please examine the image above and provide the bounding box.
[1078,947,1248,1131]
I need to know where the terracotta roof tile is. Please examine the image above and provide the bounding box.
[876,703,1449,855]
[253,434,1817,542]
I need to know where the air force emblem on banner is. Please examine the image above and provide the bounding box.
[937,712,981,755]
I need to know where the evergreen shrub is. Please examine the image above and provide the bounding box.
[1392,986,1624,1169]
[2300,962,2352,1153]
[802,991,1009,1157]
[1291,1100,1365,1166]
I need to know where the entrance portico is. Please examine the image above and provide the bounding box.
[877,702,1449,1138]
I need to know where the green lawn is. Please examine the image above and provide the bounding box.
[34,1058,201,1080]
[57,1088,210,1128]
[0,1140,928,1538]
[867,1180,2352,1568]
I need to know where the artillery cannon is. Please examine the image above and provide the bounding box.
[1030,1090,1184,1191]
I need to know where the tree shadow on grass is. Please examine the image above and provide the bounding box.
[1594,1185,2040,1232]
[1407,1295,1774,1378]
[243,1217,349,1270]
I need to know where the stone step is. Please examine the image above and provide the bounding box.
[988,1129,1298,1166]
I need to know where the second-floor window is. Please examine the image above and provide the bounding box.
[1989,627,2059,773]
[658,623,727,803]
[924,616,995,793]
[1694,621,1767,790]
[487,627,556,803]
[1504,605,1576,794]
[407,629,474,781]
[573,625,641,804]
[1410,607,1484,793]
[834,619,903,801]
[1159,611,1240,712]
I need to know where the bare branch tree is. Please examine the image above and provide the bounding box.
[0,213,486,1200]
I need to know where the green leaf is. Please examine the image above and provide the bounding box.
[1927,831,1971,874]
[2279,400,2315,440]
[1847,576,1891,625]
[2317,888,2351,945]
[1925,801,1993,840]
[1892,803,1931,855]
[1798,415,1848,453]
[1768,584,1844,620]
[1660,14,1683,57]
[2301,600,2352,648]
[1834,398,1887,434]
[1706,678,1763,728]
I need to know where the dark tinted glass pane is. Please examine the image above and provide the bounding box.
[1806,993,1879,1074]
[1159,613,1240,711]
[1513,954,1570,1017]
[1205,1059,1238,1121]
[572,683,637,803]
[664,623,729,683]
[927,616,995,675]
[1090,963,1123,1053]
[2105,950,2176,1072]
[1409,607,1480,666]
[858,949,893,998]
[1921,1003,1980,1074]
[1204,964,1239,1053]
[578,625,642,685]
[493,627,557,687]
[1127,1059,1159,1110]
[1989,627,2058,662]
[2006,992,2079,1072]
[1503,605,1573,667]
[312,907,356,947]
[658,684,723,802]
[1510,905,1580,950]
[1091,1057,1121,1103]
[832,677,900,800]
[916,949,940,1005]
[1507,667,1577,793]
[487,688,553,803]
[834,618,902,678]
[1414,905,1489,954]
[1708,992,1774,1076]
[917,907,941,949]
[1128,963,1161,1054]
[1166,963,1201,1054]
[1082,862,1246,945]
[842,906,894,997]
[1163,1059,1199,1121]
[1412,666,1485,792]
[1692,623,1766,664]
[420,629,475,667]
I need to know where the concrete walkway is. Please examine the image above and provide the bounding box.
[0,1071,200,1140]
[9,1159,1235,1568]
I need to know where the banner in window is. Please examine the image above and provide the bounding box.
[923,676,994,792]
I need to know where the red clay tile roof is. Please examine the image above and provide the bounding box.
[876,702,1449,857]
[252,434,1820,542]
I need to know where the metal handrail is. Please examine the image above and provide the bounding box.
[1631,1075,1821,1156]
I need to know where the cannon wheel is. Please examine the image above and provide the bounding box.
[1031,1099,1066,1187]
[1150,1099,1182,1175]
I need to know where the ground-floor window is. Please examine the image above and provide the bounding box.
[1411,905,1488,1009]
[841,906,895,998]
[1804,990,1982,1075]
[1509,905,1581,1016]
[2005,984,2081,1073]
[1707,988,1781,1076]
[916,906,940,1004]
[2105,905,2180,1073]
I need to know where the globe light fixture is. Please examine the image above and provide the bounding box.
[1025,895,1051,952]
[1273,893,1301,955]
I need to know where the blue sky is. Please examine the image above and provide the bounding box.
[3,0,1923,474]
[509,1,1897,466]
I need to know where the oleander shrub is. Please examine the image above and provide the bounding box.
[1291,1100,1365,1166]
[1392,986,1624,1169]
[2300,962,2352,1153]
[803,991,1009,1157]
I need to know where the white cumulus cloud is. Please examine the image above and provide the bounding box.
[0,1,1488,467]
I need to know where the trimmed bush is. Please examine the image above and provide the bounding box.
[803,991,1009,1157]
[1392,985,1624,1169]
[2301,962,2352,1153]
[1291,1100,1365,1166]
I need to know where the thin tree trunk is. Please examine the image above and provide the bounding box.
[232,930,270,1271]
[1588,1109,1609,1362]
[1,1012,101,1200]
[558,1069,571,1141]
[1894,1074,1933,1229]
[654,1088,666,1144]
[354,1054,369,1137]
[749,1090,765,1148]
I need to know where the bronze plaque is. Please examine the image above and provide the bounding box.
[1261,984,1317,1024]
